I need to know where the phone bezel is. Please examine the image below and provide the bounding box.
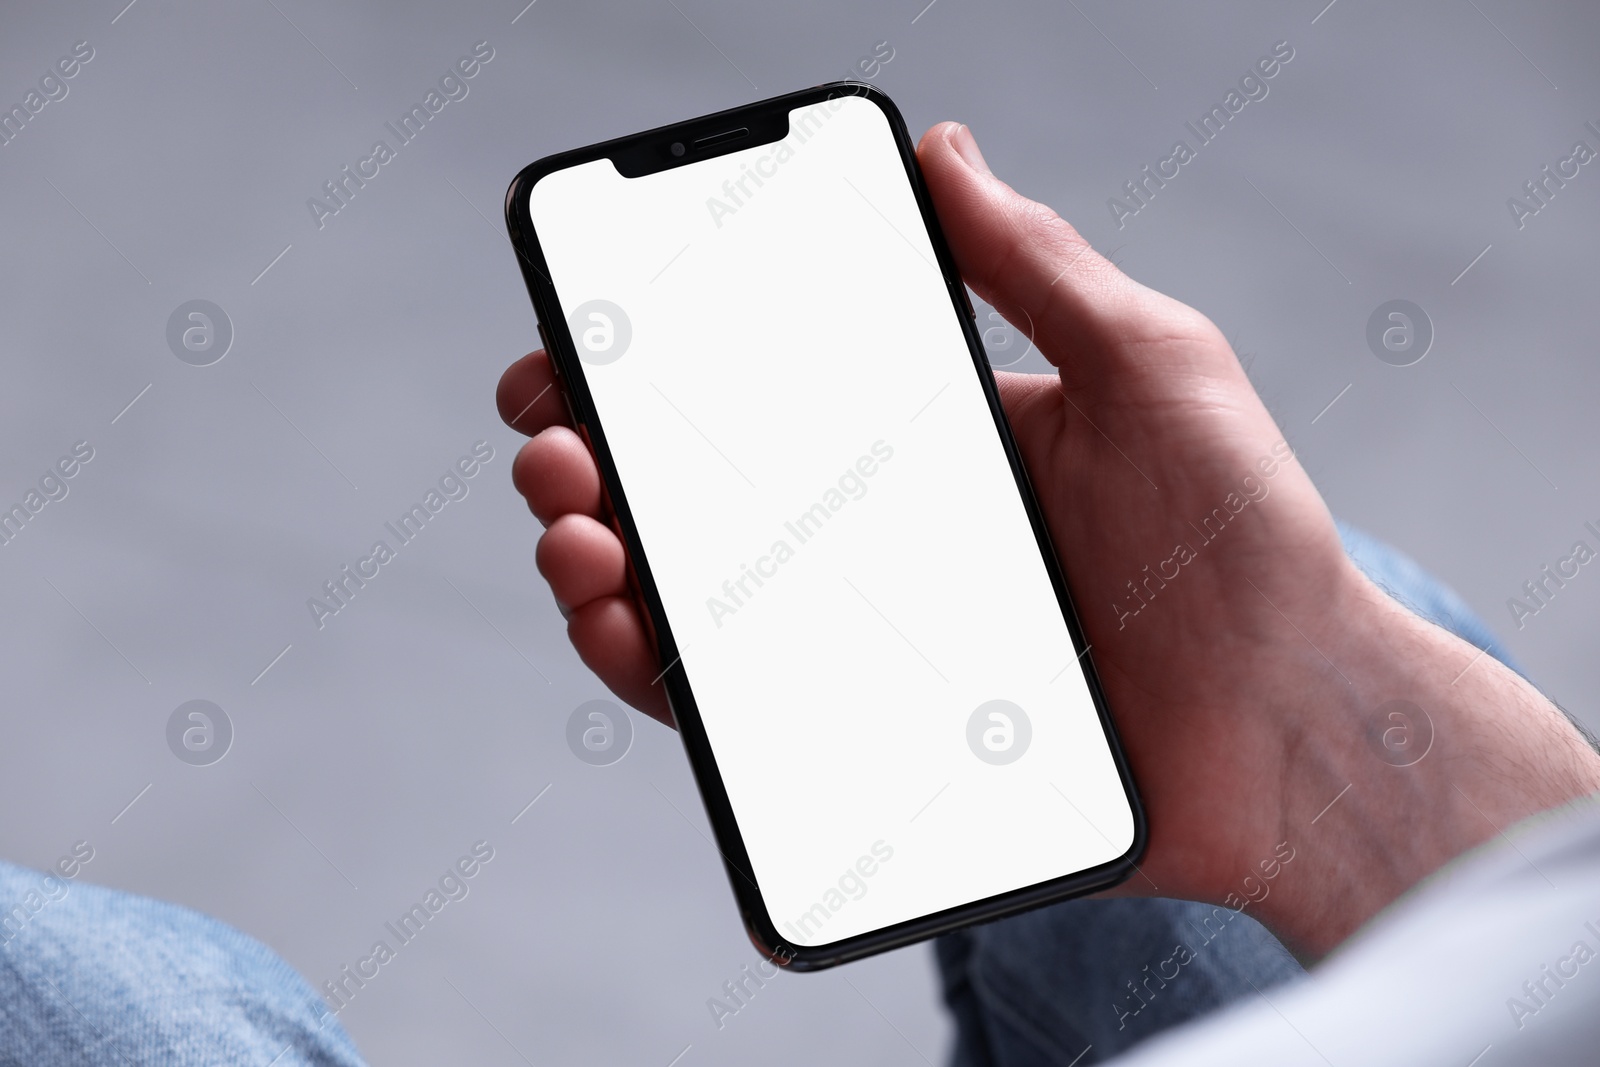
[504,81,1147,971]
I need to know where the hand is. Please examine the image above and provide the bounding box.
[497,122,1600,959]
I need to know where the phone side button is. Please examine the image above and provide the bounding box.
[561,388,580,426]
[537,322,556,362]
[958,285,975,320]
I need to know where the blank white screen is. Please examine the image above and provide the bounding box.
[529,96,1134,947]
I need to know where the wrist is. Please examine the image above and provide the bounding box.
[1237,563,1600,959]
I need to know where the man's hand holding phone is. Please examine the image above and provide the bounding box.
[499,121,1600,962]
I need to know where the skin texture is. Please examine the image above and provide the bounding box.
[497,121,1600,961]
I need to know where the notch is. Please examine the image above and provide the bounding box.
[612,109,788,177]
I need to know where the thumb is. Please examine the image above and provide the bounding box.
[917,122,1220,390]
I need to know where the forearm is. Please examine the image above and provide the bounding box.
[1243,562,1600,959]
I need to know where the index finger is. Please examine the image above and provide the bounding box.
[496,349,573,437]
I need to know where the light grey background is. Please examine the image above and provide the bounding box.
[1,1,1597,1063]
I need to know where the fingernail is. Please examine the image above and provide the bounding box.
[952,124,992,176]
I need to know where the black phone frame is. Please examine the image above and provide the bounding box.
[504,81,1147,971]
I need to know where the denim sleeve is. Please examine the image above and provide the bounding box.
[0,863,364,1067]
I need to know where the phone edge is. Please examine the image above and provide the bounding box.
[502,80,1148,973]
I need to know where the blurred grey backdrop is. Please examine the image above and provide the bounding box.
[2,0,1598,1063]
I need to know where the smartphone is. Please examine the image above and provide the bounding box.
[505,82,1144,970]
